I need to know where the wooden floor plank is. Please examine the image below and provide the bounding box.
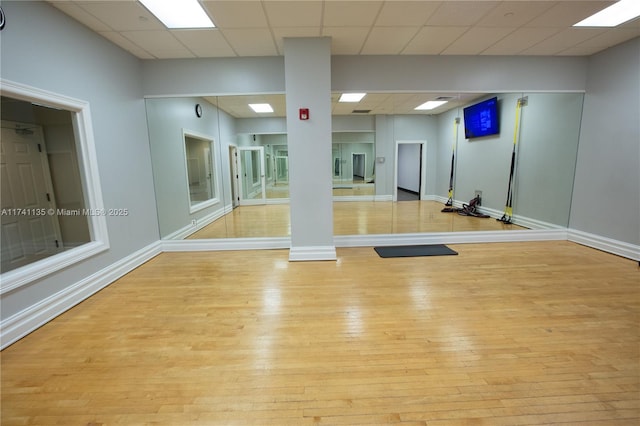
[2,241,638,425]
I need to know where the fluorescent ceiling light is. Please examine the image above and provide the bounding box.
[415,101,448,111]
[249,103,274,113]
[339,93,366,103]
[574,0,640,27]
[139,0,215,29]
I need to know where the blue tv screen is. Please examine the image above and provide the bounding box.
[463,97,499,139]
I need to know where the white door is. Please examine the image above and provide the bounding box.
[1,122,63,273]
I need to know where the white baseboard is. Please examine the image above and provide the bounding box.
[568,229,640,261]
[289,245,337,261]
[0,241,162,350]
[334,229,567,248]
[162,237,291,251]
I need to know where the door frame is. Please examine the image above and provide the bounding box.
[393,140,427,202]
[229,145,240,208]
[238,146,266,205]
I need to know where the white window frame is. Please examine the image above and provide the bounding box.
[182,129,219,214]
[0,79,109,294]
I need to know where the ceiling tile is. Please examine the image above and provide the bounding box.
[475,1,555,27]
[121,30,191,56]
[322,27,370,55]
[524,1,615,28]
[222,28,278,56]
[75,1,164,31]
[264,1,322,27]
[51,3,112,32]
[171,30,237,58]
[481,27,561,55]
[374,1,440,27]
[201,1,268,29]
[425,1,500,27]
[442,27,515,55]
[323,1,383,27]
[521,27,607,55]
[402,26,468,54]
[98,31,155,59]
[361,27,420,55]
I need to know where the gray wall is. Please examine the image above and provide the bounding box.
[570,38,640,245]
[1,2,158,319]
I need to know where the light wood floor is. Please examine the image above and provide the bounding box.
[2,242,638,425]
[189,200,524,239]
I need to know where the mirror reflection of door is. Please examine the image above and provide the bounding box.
[239,146,265,205]
[1,122,63,272]
[229,146,240,208]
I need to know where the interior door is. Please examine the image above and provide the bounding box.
[1,122,63,272]
[238,146,266,205]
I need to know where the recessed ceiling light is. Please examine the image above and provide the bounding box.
[249,103,274,113]
[339,93,366,103]
[139,0,215,29]
[574,0,640,27]
[415,101,448,111]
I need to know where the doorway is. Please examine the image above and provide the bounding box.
[352,153,366,182]
[393,140,426,202]
[238,146,266,205]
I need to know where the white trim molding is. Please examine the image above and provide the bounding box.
[0,79,110,294]
[568,229,640,261]
[0,241,162,350]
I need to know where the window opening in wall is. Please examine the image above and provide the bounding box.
[183,131,218,213]
[0,81,109,292]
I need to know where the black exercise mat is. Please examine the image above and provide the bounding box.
[374,244,458,258]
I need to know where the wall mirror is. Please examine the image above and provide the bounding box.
[145,92,584,241]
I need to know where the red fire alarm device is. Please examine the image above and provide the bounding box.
[299,108,309,120]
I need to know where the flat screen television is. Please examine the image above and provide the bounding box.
[463,97,499,139]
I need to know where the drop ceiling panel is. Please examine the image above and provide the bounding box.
[524,1,615,28]
[98,31,155,59]
[201,1,268,28]
[521,27,607,55]
[481,27,561,55]
[264,1,323,27]
[402,26,469,55]
[425,1,500,27]
[222,28,278,56]
[171,30,236,58]
[374,1,440,27]
[44,0,640,59]
[361,27,420,55]
[442,27,515,55]
[323,1,383,27]
[74,1,164,31]
[475,1,555,27]
[121,30,191,57]
[52,3,112,32]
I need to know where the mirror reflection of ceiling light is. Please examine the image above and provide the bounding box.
[249,103,274,113]
[339,93,367,102]
[574,0,640,27]
[415,100,448,111]
[139,0,215,29]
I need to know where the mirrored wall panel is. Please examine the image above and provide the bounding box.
[145,92,584,240]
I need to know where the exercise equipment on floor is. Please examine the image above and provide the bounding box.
[457,195,490,218]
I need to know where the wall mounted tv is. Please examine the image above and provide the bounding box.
[463,97,499,139]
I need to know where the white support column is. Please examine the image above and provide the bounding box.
[284,37,336,261]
